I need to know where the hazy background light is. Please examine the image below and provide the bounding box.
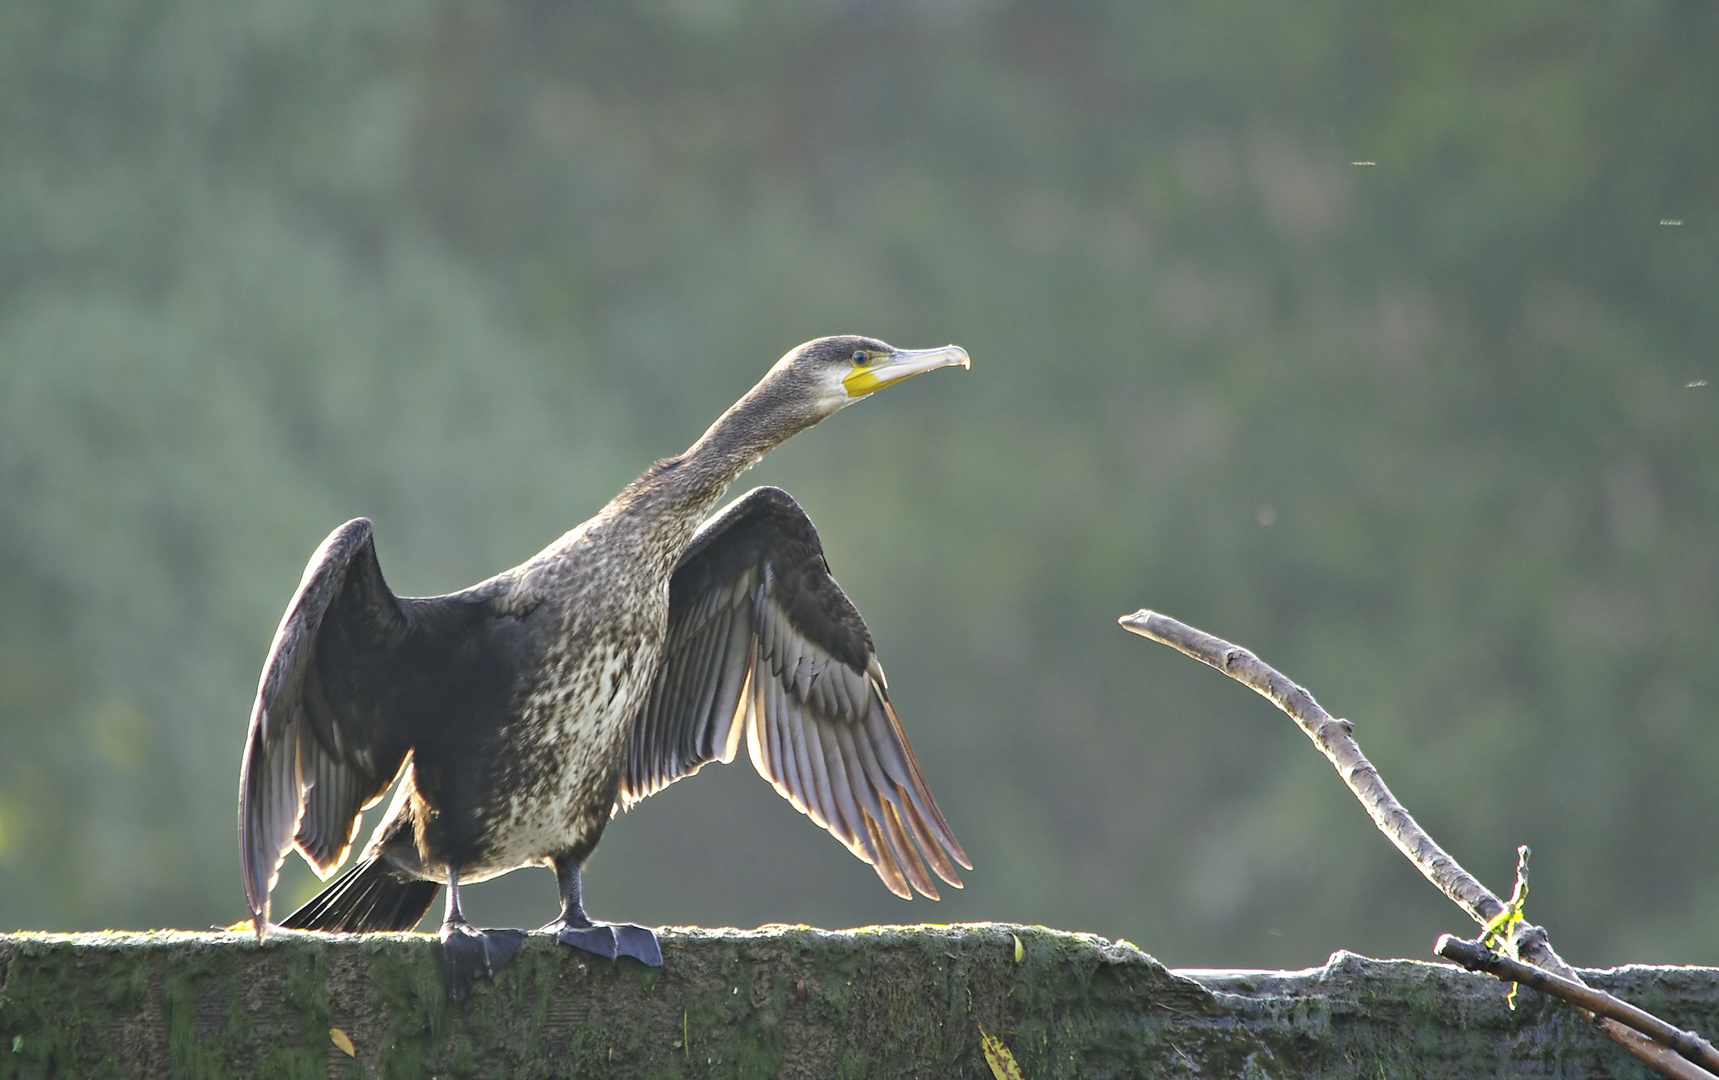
[0,0,1713,970]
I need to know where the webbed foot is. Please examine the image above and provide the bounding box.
[539,918,663,967]
[440,921,527,1001]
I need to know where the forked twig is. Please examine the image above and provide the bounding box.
[1119,608,1719,1080]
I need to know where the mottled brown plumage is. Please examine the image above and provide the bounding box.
[237,336,970,999]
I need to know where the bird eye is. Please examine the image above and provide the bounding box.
[852,350,868,364]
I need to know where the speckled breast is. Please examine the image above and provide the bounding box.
[460,602,665,880]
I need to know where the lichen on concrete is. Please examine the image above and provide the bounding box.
[3,926,1717,1078]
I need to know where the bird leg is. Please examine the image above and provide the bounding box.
[538,855,663,967]
[438,867,526,1002]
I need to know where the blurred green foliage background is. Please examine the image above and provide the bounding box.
[0,0,1714,970]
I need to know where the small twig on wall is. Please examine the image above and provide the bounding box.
[1118,608,1718,1080]
[1438,936,1719,1075]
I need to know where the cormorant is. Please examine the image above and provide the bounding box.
[239,336,971,999]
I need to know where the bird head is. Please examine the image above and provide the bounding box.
[768,335,971,421]
[689,335,970,469]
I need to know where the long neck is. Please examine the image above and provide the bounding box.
[599,376,817,556]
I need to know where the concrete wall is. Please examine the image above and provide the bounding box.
[3,926,1716,1078]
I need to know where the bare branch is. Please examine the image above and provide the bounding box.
[1117,609,1499,924]
[1119,607,1719,1080]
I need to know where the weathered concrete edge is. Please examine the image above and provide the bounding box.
[4,921,1703,996]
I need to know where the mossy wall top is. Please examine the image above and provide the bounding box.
[4,925,1718,1079]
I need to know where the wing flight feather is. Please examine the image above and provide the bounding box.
[238,519,414,932]
[620,487,969,899]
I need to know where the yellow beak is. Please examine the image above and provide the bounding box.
[843,345,972,398]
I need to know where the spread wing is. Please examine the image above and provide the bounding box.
[238,518,415,928]
[620,486,970,899]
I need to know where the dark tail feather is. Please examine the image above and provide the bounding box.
[279,856,439,933]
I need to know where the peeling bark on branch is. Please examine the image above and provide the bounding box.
[5,928,1719,1078]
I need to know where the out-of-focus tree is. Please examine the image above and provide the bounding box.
[0,0,1713,969]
